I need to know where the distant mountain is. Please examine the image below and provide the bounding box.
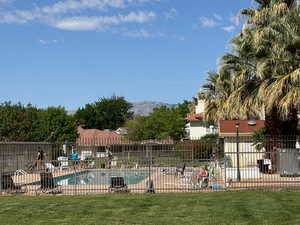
[67,110,76,116]
[67,101,176,117]
[131,101,176,116]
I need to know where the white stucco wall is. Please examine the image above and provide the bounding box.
[224,137,264,168]
[186,121,217,140]
[224,137,300,168]
[226,167,261,179]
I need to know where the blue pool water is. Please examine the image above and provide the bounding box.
[35,170,150,186]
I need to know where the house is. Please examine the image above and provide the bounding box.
[77,127,123,158]
[115,127,128,135]
[219,120,266,179]
[77,127,122,145]
[185,99,218,140]
[219,120,265,169]
[219,120,300,167]
[219,120,300,179]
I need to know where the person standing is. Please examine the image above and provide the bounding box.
[70,151,79,168]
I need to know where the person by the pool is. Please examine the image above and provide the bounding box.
[197,165,208,181]
[70,151,79,167]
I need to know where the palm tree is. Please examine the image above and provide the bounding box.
[202,0,300,136]
[200,70,234,121]
[240,0,300,135]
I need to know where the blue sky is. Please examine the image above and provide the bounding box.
[0,0,253,109]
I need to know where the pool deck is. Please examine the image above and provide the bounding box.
[6,167,224,195]
[3,167,300,195]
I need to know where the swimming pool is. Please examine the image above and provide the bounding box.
[35,170,150,186]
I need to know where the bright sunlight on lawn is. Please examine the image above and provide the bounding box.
[1,191,300,225]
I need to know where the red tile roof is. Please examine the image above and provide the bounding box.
[219,120,265,136]
[186,113,204,121]
[77,127,123,145]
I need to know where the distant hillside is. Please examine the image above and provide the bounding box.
[67,110,76,116]
[67,101,176,117]
[131,101,176,116]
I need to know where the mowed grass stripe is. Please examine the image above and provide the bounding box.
[1,191,300,225]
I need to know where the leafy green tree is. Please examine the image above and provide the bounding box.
[126,115,150,141]
[37,107,78,142]
[75,96,133,130]
[0,102,78,142]
[126,106,186,141]
[252,127,268,151]
[175,100,192,118]
[0,102,40,141]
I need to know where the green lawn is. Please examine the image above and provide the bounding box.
[1,191,300,225]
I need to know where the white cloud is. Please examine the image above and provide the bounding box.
[0,0,157,30]
[0,12,26,23]
[0,0,171,39]
[127,0,160,4]
[199,17,218,28]
[124,29,153,38]
[38,39,62,45]
[222,25,235,32]
[41,0,160,14]
[0,0,158,24]
[122,29,185,40]
[213,13,222,21]
[165,8,177,20]
[42,0,125,14]
[53,11,156,31]
[0,9,42,24]
[230,15,239,26]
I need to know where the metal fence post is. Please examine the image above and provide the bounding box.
[236,122,241,183]
[0,172,2,193]
[145,144,155,193]
[0,145,3,193]
[224,151,227,188]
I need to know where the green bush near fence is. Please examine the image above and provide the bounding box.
[175,140,215,160]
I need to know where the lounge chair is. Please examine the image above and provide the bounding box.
[35,172,62,195]
[160,167,176,175]
[57,157,69,171]
[45,163,56,172]
[189,176,209,189]
[108,176,129,193]
[1,174,27,194]
[176,164,186,177]
[14,169,28,176]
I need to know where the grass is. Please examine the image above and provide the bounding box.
[1,191,300,225]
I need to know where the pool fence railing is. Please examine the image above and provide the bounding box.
[1,135,300,195]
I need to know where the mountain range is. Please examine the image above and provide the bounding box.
[130,101,176,115]
[67,101,175,116]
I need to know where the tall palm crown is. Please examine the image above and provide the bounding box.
[201,0,300,135]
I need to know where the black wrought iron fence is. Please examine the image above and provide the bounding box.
[1,136,300,195]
